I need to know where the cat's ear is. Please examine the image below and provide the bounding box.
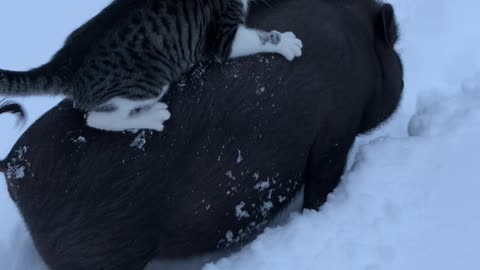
[376,3,399,47]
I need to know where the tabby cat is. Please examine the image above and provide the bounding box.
[0,0,302,131]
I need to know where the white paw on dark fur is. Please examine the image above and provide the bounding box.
[87,102,171,132]
[127,102,171,131]
[275,31,303,61]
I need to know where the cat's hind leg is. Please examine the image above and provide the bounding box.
[86,97,171,132]
[229,26,303,61]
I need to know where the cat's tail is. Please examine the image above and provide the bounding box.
[0,65,65,97]
[0,99,26,127]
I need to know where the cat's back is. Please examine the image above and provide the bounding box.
[48,0,153,69]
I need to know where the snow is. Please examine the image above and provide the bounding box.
[205,77,480,269]
[254,179,271,191]
[130,130,148,150]
[225,170,237,180]
[236,149,243,164]
[1,0,480,269]
[235,202,251,220]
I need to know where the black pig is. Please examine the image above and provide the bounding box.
[0,0,403,269]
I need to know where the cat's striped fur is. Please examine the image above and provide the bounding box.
[0,0,302,131]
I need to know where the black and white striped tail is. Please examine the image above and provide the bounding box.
[0,66,63,96]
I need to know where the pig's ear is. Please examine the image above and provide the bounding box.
[377,3,399,47]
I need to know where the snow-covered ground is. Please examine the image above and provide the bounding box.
[1,0,480,269]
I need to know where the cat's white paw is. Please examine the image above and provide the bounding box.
[129,102,171,131]
[275,31,303,61]
[87,102,171,132]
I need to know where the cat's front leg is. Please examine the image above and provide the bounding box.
[229,26,303,61]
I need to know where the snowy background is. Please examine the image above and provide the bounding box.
[1,0,480,269]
